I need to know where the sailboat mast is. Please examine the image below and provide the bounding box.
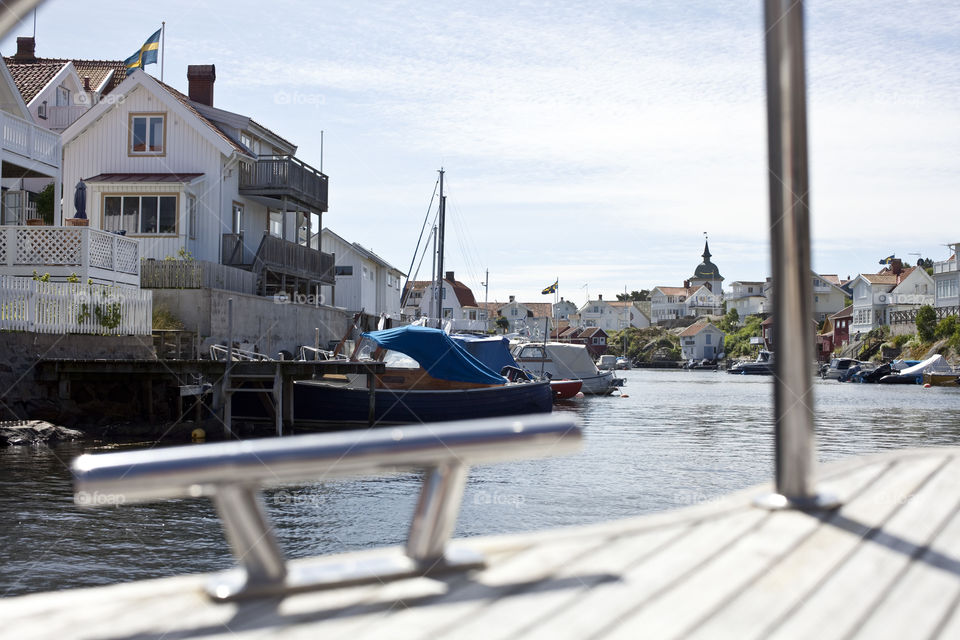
[435,168,446,327]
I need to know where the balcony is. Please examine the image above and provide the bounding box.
[45,105,88,131]
[222,232,334,295]
[1,110,60,176]
[238,155,328,213]
[0,226,140,287]
[934,258,957,275]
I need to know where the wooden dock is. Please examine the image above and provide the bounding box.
[4,446,959,639]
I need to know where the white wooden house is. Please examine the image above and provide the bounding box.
[578,296,621,331]
[726,281,768,318]
[318,227,404,326]
[679,321,725,361]
[607,300,652,329]
[496,297,554,336]
[402,271,486,331]
[850,266,935,334]
[933,244,958,310]
[60,65,332,296]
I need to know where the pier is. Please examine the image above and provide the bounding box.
[2,445,958,639]
[35,358,384,435]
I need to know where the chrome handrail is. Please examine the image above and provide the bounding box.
[72,414,582,600]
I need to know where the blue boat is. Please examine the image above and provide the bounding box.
[294,326,552,426]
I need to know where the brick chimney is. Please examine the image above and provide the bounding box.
[598,294,602,301]
[187,65,216,107]
[445,271,454,282]
[13,37,36,62]
[83,76,91,91]
[509,295,515,303]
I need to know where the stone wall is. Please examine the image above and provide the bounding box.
[152,289,351,356]
[0,333,154,423]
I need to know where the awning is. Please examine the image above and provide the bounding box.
[84,173,204,184]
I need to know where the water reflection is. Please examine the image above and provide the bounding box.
[1,369,958,595]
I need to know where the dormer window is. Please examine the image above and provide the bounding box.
[129,113,165,155]
[240,132,253,151]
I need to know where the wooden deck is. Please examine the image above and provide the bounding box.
[4,446,960,639]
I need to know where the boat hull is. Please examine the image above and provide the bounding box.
[292,380,553,427]
[550,379,583,400]
[923,372,960,387]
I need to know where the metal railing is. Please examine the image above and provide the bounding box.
[73,414,582,600]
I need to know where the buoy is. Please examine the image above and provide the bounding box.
[620,394,630,398]
[923,383,931,388]
[191,427,206,443]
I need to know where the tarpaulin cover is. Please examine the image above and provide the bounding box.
[450,335,520,374]
[362,326,506,385]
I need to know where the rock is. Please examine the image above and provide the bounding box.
[0,420,86,447]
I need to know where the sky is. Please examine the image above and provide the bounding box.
[2,0,958,307]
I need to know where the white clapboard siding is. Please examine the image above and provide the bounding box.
[0,276,152,335]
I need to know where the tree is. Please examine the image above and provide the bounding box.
[916,305,937,342]
[615,290,650,302]
[35,183,55,225]
[719,308,739,332]
[495,316,510,334]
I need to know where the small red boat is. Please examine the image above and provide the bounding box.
[550,379,583,400]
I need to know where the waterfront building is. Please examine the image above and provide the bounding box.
[651,240,725,324]
[933,244,959,310]
[679,321,725,361]
[578,295,624,332]
[607,300,652,329]
[817,304,852,361]
[318,228,405,329]
[849,262,935,335]
[402,271,487,332]
[552,298,578,324]
[61,64,332,297]
[494,296,554,337]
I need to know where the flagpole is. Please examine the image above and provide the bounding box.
[160,22,165,82]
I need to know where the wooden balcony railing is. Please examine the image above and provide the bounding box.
[253,233,334,285]
[238,155,328,212]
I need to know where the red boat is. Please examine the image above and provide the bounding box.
[550,379,583,400]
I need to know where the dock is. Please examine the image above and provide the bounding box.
[3,445,959,639]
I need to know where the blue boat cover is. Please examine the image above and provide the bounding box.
[362,326,506,385]
[450,334,520,374]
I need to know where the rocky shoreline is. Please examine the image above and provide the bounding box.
[0,420,85,447]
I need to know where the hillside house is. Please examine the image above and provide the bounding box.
[933,244,959,310]
[850,264,935,334]
[402,271,486,331]
[679,321,725,361]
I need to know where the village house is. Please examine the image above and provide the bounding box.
[933,243,959,311]
[318,228,405,330]
[651,240,725,324]
[496,296,553,337]
[817,305,852,361]
[849,262,935,335]
[402,271,486,332]
[578,295,622,332]
[553,298,578,324]
[726,281,768,317]
[679,321,725,361]
[607,300,652,329]
[60,63,334,300]
[763,272,848,323]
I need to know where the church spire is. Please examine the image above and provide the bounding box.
[702,232,711,261]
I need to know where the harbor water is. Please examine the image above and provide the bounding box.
[2,369,960,596]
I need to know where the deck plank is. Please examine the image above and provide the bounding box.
[685,455,944,640]
[768,454,957,640]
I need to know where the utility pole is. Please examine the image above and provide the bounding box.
[481,268,489,329]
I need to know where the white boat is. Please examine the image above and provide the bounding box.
[596,354,617,370]
[513,342,623,395]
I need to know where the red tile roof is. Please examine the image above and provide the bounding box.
[655,286,690,296]
[679,321,718,337]
[3,61,63,102]
[579,327,607,338]
[405,278,478,308]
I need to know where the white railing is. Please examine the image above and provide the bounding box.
[0,226,140,287]
[46,105,88,130]
[934,259,957,275]
[0,110,60,168]
[0,276,152,335]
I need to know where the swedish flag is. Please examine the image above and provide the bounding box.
[124,29,161,76]
[879,254,895,265]
[541,280,558,295]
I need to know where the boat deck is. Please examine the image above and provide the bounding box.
[5,446,960,639]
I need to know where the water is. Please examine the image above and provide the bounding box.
[2,370,959,596]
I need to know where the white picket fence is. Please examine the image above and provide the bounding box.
[0,276,152,335]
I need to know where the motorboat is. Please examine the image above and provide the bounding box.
[821,357,867,380]
[451,334,583,401]
[292,326,553,426]
[727,350,774,375]
[513,342,623,395]
[878,354,954,385]
[615,357,632,370]
[596,354,617,371]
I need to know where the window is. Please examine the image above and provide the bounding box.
[37,101,47,119]
[103,195,177,235]
[706,334,712,345]
[511,308,518,317]
[187,195,197,239]
[240,132,253,151]
[468,310,477,320]
[231,202,243,234]
[334,265,353,276]
[56,85,70,107]
[442,308,453,319]
[269,211,282,237]
[129,113,165,155]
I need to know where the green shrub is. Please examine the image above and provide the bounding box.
[916,305,937,342]
[153,306,185,330]
[935,316,958,340]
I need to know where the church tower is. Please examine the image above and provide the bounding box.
[688,239,724,295]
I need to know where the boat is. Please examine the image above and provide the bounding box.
[877,354,954,385]
[596,354,617,371]
[451,334,583,400]
[820,357,867,380]
[513,342,623,395]
[726,350,774,375]
[292,326,553,426]
[923,371,960,386]
[615,356,632,370]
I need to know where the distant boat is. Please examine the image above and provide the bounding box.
[293,326,552,426]
[878,354,954,385]
[727,350,774,375]
[513,342,623,395]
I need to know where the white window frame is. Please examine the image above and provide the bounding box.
[129,113,166,156]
